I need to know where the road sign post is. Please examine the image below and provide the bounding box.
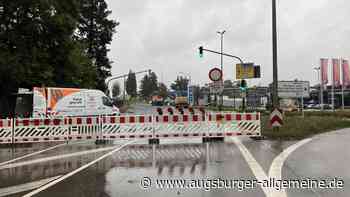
[209,68,222,82]
[208,68,223,109]
[209,82,224,95]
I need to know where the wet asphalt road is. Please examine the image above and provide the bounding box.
[0,103,349,197]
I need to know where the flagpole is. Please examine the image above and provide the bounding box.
[332,59,335,111]
[320,59,324,111]
[340,58,345,110]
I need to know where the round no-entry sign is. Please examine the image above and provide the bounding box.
[209,68,222,82]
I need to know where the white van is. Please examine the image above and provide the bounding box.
[33,87,119,117]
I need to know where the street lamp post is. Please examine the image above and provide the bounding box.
[217,30,226,110]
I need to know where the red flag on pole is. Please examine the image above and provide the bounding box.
[342,59,350,87]
[332,59,341,87]
[320,58,328,85]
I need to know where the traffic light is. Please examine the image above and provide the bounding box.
[254,65,261,78]
[240,79,247,91]
[199,46,203,58]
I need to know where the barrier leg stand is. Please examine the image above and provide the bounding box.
[148,115,159,145]
[203,114,224,143]
[95,115,105,145]
[215,117,225,142]
[152,144,156,168]
[11,118,15,149]
[64,117,69,144]
[101,115,108,144]
[202,113,210,143]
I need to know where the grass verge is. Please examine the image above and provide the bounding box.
[261,114,350,140]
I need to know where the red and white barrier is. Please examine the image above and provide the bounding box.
[207,113,260,122]
[65,117,100,125]
[0,112,261,144]
[12,117,67,143]
[0,119,12,128]
[0,119,12,144]
[101,115,154,140]
[102,115,153,124]
[15,118,64,126]
[155,114,206,123]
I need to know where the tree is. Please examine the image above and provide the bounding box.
[140,75,150,99]
[0,0,96,115]
[170,76,189,91]
[149,72,158,93]
[77,0,118,91]
[139,72,158,99]
[111,82,121,98]
[158,83,168,98]
[126,70,137,97]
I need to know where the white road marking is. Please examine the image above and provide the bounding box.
[0,143,66,166]
[0,175,62,197]
[0,146,118,170]
[22,140,137,197]
[231,137,271,196]
[268,138,312,197]
[231,137,312,197]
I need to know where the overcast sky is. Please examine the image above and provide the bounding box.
[105,0,350,88]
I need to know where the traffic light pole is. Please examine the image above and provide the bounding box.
[200,47,244,65]
[199,47,246,111]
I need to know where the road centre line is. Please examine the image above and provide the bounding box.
[22,139,138,197]
[268,138,312,197]
[231,137,271,196]
[231,137,312,197]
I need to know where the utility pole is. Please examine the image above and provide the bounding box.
[217,30,226,110]
[272,0,279,109]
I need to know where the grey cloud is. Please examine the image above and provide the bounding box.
[106,0,350,87]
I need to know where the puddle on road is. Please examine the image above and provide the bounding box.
[1,139,297,197]
[33,142,264,197]
[0,151,106,188]
[0,143,61,163]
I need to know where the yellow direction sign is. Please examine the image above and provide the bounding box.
[236,63,254,79]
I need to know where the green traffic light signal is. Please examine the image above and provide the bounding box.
[240,79,247,91]
[199,46,203,58]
